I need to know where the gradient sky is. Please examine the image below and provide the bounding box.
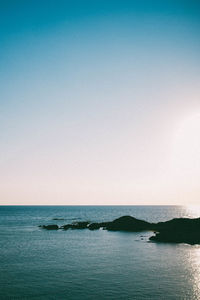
[1,0,200,205]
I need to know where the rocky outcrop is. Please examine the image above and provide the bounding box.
[106,215,154,231]
[150,218,200,244]
[39,215,200,244]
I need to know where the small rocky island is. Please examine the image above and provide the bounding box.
[39,215,200,245]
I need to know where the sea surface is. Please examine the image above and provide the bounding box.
[1,205,200,300]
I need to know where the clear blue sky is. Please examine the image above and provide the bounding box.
[1,0,200,204]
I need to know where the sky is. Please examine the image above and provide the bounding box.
[0,0,200,205]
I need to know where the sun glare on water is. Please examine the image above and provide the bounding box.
[185,205,200,218]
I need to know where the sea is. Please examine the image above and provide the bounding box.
[1,205,200,300]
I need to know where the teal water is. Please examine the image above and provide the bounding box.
[1,206,200,299]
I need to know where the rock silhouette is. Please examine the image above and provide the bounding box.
[39,215,200,244]
[61,221,90,230]
[150,217,200,244]
[40,224,59,230]
[106,215,154,231]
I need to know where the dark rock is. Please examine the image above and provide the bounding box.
[61,224,72,230]
[61,221,90,230]
[72,221,90,229]
[52,218,65,220]
[149,231,200,244]
[106,216,154,231]
[88,222,110,230]
[88,223,100,230]
[40,224,59,230]
[150,218,200,244]
[39,215,200,244]
[156,217,200,231]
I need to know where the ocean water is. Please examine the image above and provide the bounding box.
[1,205,200,300]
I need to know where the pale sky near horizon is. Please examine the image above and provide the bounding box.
[0,0,200,205]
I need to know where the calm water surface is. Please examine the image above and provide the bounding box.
[1,205,200,299]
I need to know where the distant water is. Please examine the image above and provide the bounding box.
[1,205,200,300]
